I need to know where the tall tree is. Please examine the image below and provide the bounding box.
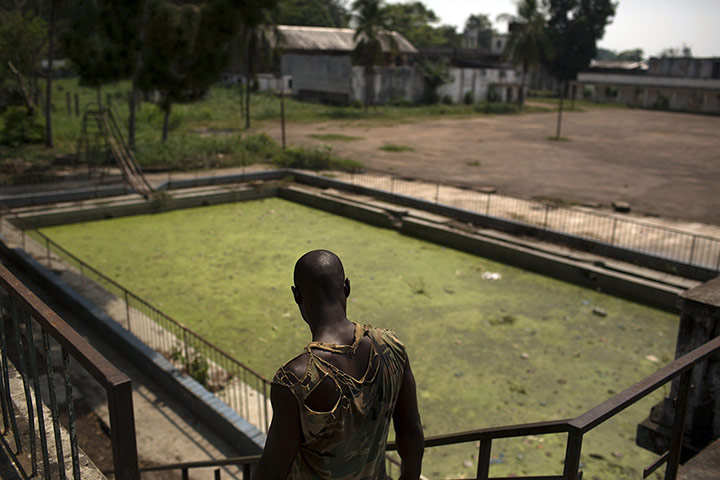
[231,0,278,129]
[352,0,393,112]
[0,9,47,116]
[543,0,616,138]
[276,0,349,27]
[140,0,240,142]
[463,13,493,50]
[384,2,453,49]
[498,0,553,108]
[617,48,643,61]
[44,0,57,147]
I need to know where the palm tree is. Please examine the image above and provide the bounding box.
[352,0,393,112]
[498,0,553,108]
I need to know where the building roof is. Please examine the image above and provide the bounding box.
[277,25,417,54]
[589,60,648,72]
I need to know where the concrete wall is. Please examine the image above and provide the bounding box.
[282,54,352,102]
[437,67,520,103]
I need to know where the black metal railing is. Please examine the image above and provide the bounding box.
[0,262,139,479]
[319,170,720,272]
[114,337,720,479]
[10,218,272,435]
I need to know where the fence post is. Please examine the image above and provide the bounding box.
[125,290,131,332]
[485,193,492,216]
[107,379,140,480]
[476,439,492,480]
[611,217,618,245]
[665,369,693,480]
[46,238,51,269]
[183,329,190,373]
[562,429,583,480]
[435,183,440,204]
[543,204,550,229]
[688,236,696,265]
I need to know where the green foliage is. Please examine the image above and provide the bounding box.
[276,0,349,27]
[273,144,363,171]
[352,0,395,110]
[477,101,519,114]
[463,13,493,50]
[418,58,452,104]
[61,0,139,89]
[463,91,475,105]
[653,95,670,110]
[1,107,43,146]
[0,9,47,114]
[169,347,210,388]
[379,143,413,152]
[388,96,411,107]
[543,0,617,82]
[384,1,457,48]
[441,95,452,105]
[308,133,364,142]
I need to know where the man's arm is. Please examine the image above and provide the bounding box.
[253,383,302,480]
[392,355,424,480]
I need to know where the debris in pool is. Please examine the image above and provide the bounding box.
[592,307,608,317]
[645,354,660,363]
[481,272,502,280]
[520,352,530,359]
[463,460,473,468]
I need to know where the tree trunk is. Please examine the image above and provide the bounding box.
[162,103,171,143]
[129,0,149,150]
[245,32,251,129]
[44,0,56,148]
[518,62,527,109]
[364,65,372,113]
[555,80,566,139]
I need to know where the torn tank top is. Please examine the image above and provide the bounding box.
[273,322,407,480]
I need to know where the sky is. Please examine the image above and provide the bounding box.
[384,0,720,58]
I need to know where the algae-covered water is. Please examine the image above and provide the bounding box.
[40,198,678,479]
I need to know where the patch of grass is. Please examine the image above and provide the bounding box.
[379,143,414,152]
[466,160,481,167]
[41,197,678,479]
[272,144,363,172]
[307,133,364,142]
[547,136,570,142]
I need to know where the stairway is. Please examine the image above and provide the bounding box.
[78,105,153,198]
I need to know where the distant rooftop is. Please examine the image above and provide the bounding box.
[277,25,417,54]
[589,59,648,72]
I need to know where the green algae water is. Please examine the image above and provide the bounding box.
[41,198,677,479]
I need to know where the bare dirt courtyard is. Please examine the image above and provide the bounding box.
[263,106,720,226]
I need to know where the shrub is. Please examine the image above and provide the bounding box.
[273,144,363,172]
[388,96,411,107]
[441,95,453,105]
[1,107,43,146]
[463,91,475,105]
[476,101,519,114]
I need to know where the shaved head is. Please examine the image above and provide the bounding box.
[294,250,346,301]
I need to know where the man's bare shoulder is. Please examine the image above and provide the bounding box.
[274,352,310,386]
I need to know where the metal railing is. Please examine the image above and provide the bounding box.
[110,334,720,479]
[13,220,272,435]
[384,335,720,480]
[314,170,720,272]
[0,262,139,479]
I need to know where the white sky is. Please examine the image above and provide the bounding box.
[384,0,720,58]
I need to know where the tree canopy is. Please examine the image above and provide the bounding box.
[463,13,493,50]
[383,2,447,48]
[543,0,616,82]
[276,0,349,27]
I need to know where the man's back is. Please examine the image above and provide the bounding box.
[274,323,407,479]
[253,250,423,480]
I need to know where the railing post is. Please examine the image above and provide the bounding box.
[688,236,696,265]
[485,193,491,216]
[610,217,618,244]
[107,379,139,480]
[664,369,693,480]
[435,183,440,204]
[476,439,492,480]
[125,290,131,332]
[543,204,550,229]
[183,328,190,373]
[46,238,51,269]
[562,429,583,480]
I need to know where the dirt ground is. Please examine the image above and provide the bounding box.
[262,106,720,226]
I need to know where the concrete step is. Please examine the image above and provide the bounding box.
[678,438,720,480]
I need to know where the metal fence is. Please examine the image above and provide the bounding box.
[320,170,720,272]
[24,227,272,435]
[0,262,139,479]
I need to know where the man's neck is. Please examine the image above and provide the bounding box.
[310,314,354,345]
